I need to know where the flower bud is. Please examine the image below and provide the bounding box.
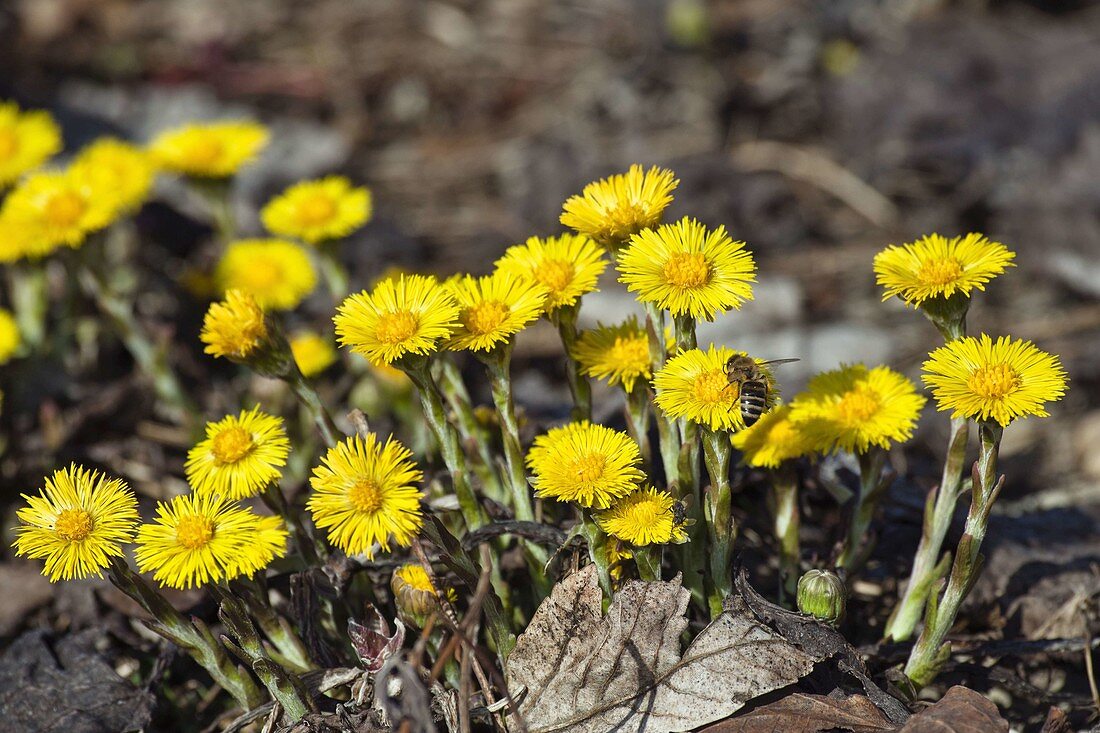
[797,569,846,625]
[391,564,455,628]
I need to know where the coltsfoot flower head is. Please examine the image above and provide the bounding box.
[618,217,756,321]
[215,238,317,311]
[560,164,679,248]
[573,317,653,393]
[0,307,21,364]
[730,404,815,468]
[653,345,771,432]
[307,434,424,557]
[791,364,926,454]
[494,233,607,313]
[135,493,285,589]
[13,465,139,581]
[262,175,372,244]
[334,274,460,366]
[70,138,156,214]
[290,331,338,377]
[0,102,62,187]
[1,170,118,256]
[596,486,688,546]
[149,120,269,178]
[526,421,645,509]
[201,289,271,361]
[186,407,290,500]
[874,233,1015,307]
[444,271,547,352]
[391,564,457,627]
[922,334,1067,427]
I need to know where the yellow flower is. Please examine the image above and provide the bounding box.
[200,289,270,360]
[607,539,634,582]
[791,364,926,454]
[0,170,118,256]
[596,486,687,546]
[494,233,607,312]
[0,102,62,187]
[70,138,156,214]
[560,164,679,248]
[149,120,269,178]
[215,238,317,311]
[13,465,139,582]
[572,317,653,393]
[307,434,424,557]
[618,217,756,320]
[922,334,1067,427]
[730,404,814,468]
[290,331,338,377]
[186,407,290,500]
[653,345,770,432]
[334,274,460,366]
[261,176,372,244]
[526,421,644,509]
[0,308,21,364]
[135,493,286,589]
[444,271,547,352]
[874,233,1015,306]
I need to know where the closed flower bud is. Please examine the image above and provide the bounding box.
[797,569,846,625]
[391,564,455,628]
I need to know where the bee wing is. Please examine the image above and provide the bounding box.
[759,358,800,366]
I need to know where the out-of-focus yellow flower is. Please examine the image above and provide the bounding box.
[0,102,62,188]
[186,407,290,500]
[149,121,269,178]
[200,289,270,361]
[526,421,645,509]
[494,233,606,313]
[135,493,286,589]
[334,274,459,366]
[70,138,156,214]
[730,404,814,468]
[618,217,756,321]
[572,317,653,393]
[369,361,411,389]
[13,465,139,582]
[0,308,21,364]
[560,164,679,249]
[444,271,547,352]
[1,170,118,256]
[922,334,1067,427]
[874,233,1015,307]
[290,331,338,377]
[215,238,316,311]
[653,345,771,432]
[262,175,372,244]
[307,434,424,557]
[595,486,687,546]
[791,364,925,454]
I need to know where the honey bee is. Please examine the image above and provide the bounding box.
[724,355,800,427]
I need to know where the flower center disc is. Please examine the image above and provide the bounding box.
[44,190,87,227]
[0,129,19,160]
[662,252,711,288]
[572,453,607,484]
[212,426,254,464]
[609,337,649,372]
[296,194,337,226]
[536,259,575,294]
[245,259,283,292]
[836,386,881,425]
[55,509,94,542]
[349,477,384,513]
[692,369,731,405]
[917,257,964,286]
[183,137,224,167]
[377,310,419,344]
[967,363,1020,400]
[463,301,508,336]
[176,514,215,550]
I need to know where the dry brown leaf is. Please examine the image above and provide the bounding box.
[701,693,896,733]
[899,686,1009,733]
[506,565,820,733]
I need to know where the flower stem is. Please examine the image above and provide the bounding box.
[702,427,733,616]
[579,512,614,600]
[317,241,350,301]
[836,448,888,572]
[904,421,1003,691]
[9,261,48,351]
[886,417,969,641]
[624,386,652,465]
[634,545,662,582]
[481,345,533,522]
[552,305,591,421]
[436,358,505,501]
[285,365,341,449]
[770,463,801,601]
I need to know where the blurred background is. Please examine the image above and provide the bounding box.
[1,0,1099,670]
